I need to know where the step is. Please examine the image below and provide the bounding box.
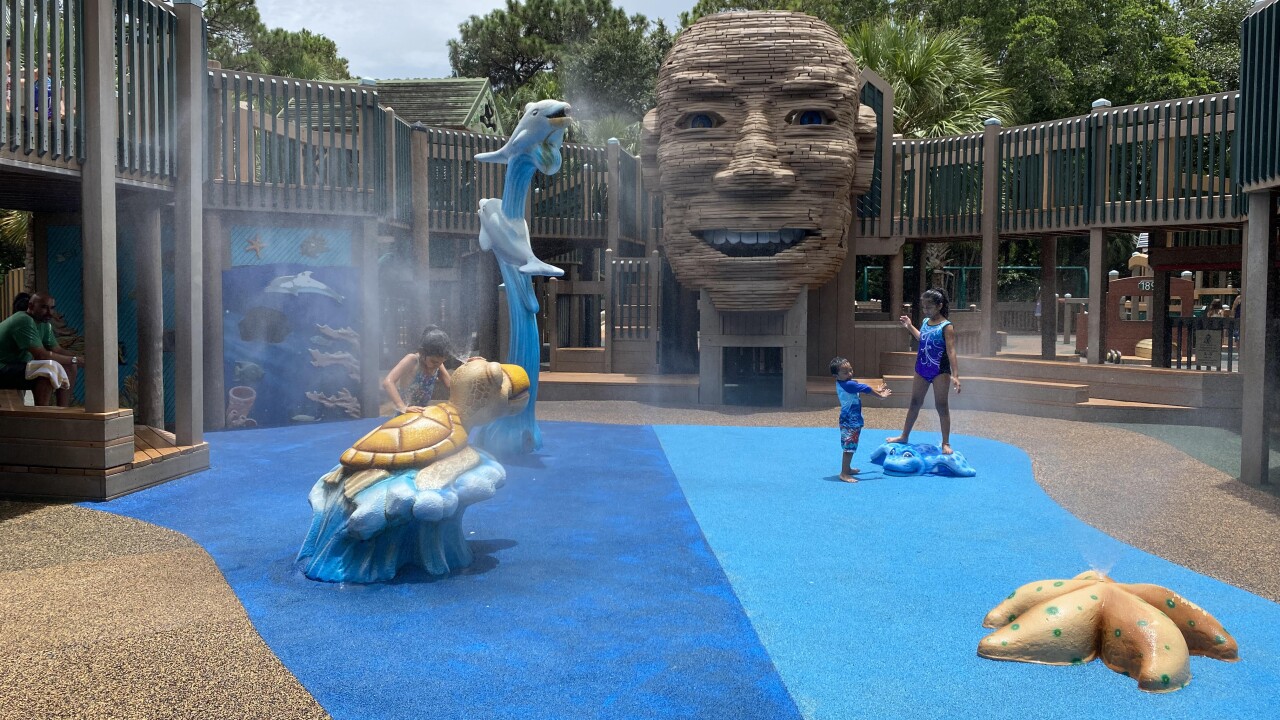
[878,352,1242,408]
[880,374,1090,406]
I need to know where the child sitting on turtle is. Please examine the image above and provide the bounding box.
[830,356,892,482]
[382,325,454,415]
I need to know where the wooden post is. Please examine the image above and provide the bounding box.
[888,246,904,318]
[605,140,621,374]
[173,0,205,444]
[979,118,1001,355]
[912,241,928,328]
[358,219,382,417]
[1039,236,1058,359]
[649,249,661,372]
[544,278,558,371]
[132,205,164,428]
[1086,227,1107,364]
[384,107,397,221]
[202,212,224,430]
[697,290,722,405]
[783,292,807,407]
[1240,189,1275,485]
[80,0,119,414]
[410,125,432,313]
[1151,229,1172,368]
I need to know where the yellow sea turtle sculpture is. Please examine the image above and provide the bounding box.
[298,358,530,583]
[337,359,530,472]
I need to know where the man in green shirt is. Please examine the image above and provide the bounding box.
[0,292,81,406]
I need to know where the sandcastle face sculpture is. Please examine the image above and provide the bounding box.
[978,571,1239,692]
[297,359,530,583]
[641,11,877,311]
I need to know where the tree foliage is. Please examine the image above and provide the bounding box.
[205,0,352,80]
[450,0,671,135]
[895,0,1219,122]
[448,0,631,93]
[846,18,1015,136]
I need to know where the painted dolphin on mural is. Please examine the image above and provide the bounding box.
[264,270,344,303]
[474,99,572,174]
[477,198,564,277]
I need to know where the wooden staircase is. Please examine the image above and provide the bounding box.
[806,353,1243,427]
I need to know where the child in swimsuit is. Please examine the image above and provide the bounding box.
[830,356,892,482]
[382,325,453,415]
[885,288,963,454]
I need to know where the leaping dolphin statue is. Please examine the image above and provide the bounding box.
[477,198,564,277]
[474,99,572,174]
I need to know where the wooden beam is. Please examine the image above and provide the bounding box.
[173,0,205,444]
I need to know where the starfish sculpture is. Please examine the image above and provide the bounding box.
[978,571,1238,692]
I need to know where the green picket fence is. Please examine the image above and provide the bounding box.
[206,69,383,213]
[1,0,83,170]
[115,0,176,181]
[1238,0,1280,192]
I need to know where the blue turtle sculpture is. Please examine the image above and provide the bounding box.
[869,442,976,477]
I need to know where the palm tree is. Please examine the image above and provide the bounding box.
[846,19,1015,138]
[0,210,30,279]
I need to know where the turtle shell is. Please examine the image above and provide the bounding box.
[339,403,467,470]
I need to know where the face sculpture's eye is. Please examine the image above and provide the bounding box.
[789,109,831,126]
[680,112,723,129]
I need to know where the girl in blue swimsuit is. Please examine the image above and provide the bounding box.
[886,288,963,454]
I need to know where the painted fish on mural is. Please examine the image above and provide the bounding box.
[314,324,360,348]
[264,270,344,303]
[299,233,330,258]
[234,360,265,384]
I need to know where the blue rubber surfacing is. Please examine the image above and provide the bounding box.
[89,420,798,720]
[87,420,1280,719]
[654,425,1280,720]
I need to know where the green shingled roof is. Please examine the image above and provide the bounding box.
[369,78,504,134]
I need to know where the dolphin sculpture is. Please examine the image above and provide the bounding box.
[477,198,565,277]
[264,270,345,303]
[474,99,572,174]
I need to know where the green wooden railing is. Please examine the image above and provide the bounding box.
[206,69,383,213]
[873,91,1244,240]
[1,0,83,168]
[1238,0,1280,192]
[115,0,175,181]
[530,141,607,239]
[855,79,885,236]
[617,148,639,241]
[422,126,505,232]
[392,114,411,225]
[890,132,985,238]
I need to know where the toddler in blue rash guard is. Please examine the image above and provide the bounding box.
[830,356,891,482]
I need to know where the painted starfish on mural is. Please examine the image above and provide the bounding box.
[245,235,266,259]
[978,570,1238,692]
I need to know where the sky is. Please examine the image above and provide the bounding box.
[255,0,692,81]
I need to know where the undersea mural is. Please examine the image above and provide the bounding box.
[222,226,361,428]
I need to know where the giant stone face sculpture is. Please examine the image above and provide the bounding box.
[641,11,877,311]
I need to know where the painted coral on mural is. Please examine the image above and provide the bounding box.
[641,11,878,312]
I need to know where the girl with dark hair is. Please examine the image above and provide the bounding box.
[886,288,963,454]
[382,325,454,415]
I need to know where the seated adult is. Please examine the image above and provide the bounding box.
[0,292,81,406]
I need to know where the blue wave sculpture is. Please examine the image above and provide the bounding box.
[298,451,506,582]
[297,359,530,583]
[470,99,572,456]
[870,442,977,477]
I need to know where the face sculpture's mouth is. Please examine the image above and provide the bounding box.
[693,229,816,257]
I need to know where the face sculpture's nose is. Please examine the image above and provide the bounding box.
[713,106,795,195]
